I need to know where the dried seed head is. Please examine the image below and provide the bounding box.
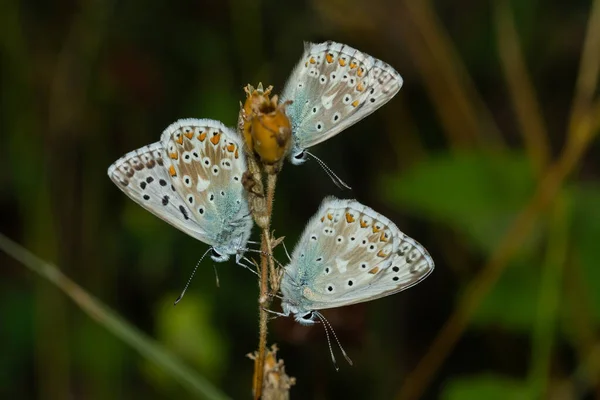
[241,83,292,166]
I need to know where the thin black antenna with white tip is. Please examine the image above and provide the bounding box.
[174,247,212,305]
[316,311,353,366]
[306,151,352,190]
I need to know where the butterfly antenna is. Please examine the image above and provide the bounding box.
[314,312,339,371]
[174,247,212,305]
[306,151,352,190]
[316,311,353,366]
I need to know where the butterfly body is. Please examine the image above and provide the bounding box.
[280,198,433,324]
[280,41,403,164]
[108,118,253,262]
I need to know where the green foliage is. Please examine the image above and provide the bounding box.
[442,374,529,400]
[571,185,600,322]
[382,151,539,257]
[151,293,228,381]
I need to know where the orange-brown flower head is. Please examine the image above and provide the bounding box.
[241,83,272,150]
[241,83,292,165]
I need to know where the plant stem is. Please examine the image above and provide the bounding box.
[528,196,569,397]
[253,173,278,399]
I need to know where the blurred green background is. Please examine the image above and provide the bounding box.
[1,0,599,399]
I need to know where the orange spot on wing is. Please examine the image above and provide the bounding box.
[176,135,183,145]
[327,213,333,221]
[321,216,325,222]
[168,165,176,176]
[339,58,346,67]
[234,149,239,159]
[198,132,207,142]
[377,250,387,258]
[345,213,355,223]
[357,68,364,77]
[169,152,178,160]
[360,220,369,228]
[380,232,388,242]
[309,57,316,64]
[349,61,357,69]
[326,53,333,63]
[210,133,221,145]
[368,266,379,274]
[184,131,194,139]
[226,143,235,152]
[356,82,365,92]
[372,225,381,233]
[351,100,359,107]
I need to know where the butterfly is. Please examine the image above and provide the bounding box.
[107,118,253,264]
[279,197,434,326]
[280,41,403,166]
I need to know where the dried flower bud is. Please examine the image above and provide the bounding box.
[241,83,292,166]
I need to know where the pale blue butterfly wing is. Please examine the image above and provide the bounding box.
[280,41,403,161]
[108,118,252,261]
[280,197,433,320]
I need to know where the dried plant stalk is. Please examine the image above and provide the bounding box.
[239,83,294,399]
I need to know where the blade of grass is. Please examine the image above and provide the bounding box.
[0,233,230,400]
[401,0,506,150]
[528,195,569,397]
[494,0,550,176]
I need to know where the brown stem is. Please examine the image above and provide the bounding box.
[266,174,279,292]
[253,173,278,399]
[254,232,270,400]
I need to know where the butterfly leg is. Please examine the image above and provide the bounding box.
[261,307,288,320]
[236,255,259,275]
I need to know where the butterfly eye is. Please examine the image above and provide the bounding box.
[211,248,222,259]
[292,150,307,165]
[301,312,314,321]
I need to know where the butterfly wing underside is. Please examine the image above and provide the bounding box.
[159,119,252,253]
[285,197,433,311]
[107,142,211,242]
[108,118,252,254]
[280,41,403,153]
